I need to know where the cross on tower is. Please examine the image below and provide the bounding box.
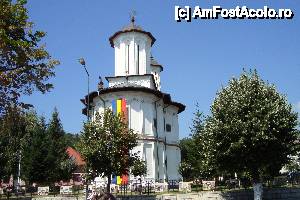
[130,10,137,25]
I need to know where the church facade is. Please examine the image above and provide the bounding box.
[82,18,185,182]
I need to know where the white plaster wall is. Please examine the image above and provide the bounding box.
[166,146,181,180]
[145,43,151,74]
[150,66,161,90]
[163,106,179,144]
[130,98,142,133]
[142,102,153,136]
[139,42,147,74]
[131,142,143,159]
[164,109,173,141]
[156,102,164,138]
[91,91,181,181]
[157,143,166,181]
[143,142,154,178]
[113,33,151,76]
[114,43,121,76]
[172,113,179,142]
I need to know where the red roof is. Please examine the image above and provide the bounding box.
[66,147,86,166]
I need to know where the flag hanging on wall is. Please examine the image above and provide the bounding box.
[111,98,129,185]
[111,98,127,120]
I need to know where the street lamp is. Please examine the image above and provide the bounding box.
[78,58,90,200]
[79,58,90,121]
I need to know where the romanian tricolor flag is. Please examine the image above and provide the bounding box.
[112,174,128,185]
[111,98,127,121]
[111,98,129,185]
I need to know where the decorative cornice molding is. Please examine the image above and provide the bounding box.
[81,86,185,115]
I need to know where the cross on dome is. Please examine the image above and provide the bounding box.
[130,10,136,25]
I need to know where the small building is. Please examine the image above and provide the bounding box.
[66,147,85,185]
[81,17,185,182]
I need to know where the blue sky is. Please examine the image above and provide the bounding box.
[23,1,300,138]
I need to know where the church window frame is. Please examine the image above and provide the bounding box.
[166,123,172,132]
[153,118,157,131]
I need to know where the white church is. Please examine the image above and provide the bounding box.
[81,17,185,182]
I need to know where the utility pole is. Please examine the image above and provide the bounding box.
[79,58,90,200]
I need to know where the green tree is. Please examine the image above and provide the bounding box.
[179,107,213,181]
[131,160,147,177]
[22,108,75,185]
[284,155,300,173]
[64,133,80,148]
[0,107,74,185]
[0,107,30,182]
[179,137,197,181]
[46,108,75,183]
[78,109,141,193]
[0,0,59,115]
[22,115,50,184]
[203,70,299,199]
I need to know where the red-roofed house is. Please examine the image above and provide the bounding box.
[66,147,86,185]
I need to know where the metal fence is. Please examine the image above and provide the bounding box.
[2,174,300,199]
[116,179,181,196]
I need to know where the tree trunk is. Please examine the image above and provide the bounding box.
[106,175,111,193]
[253,182,263,200]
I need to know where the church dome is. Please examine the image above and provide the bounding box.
[122,21,143,31]
[109,17,156,47]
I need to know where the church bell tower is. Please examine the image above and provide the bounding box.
[82,16,185,182]
[109,16,162,90]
